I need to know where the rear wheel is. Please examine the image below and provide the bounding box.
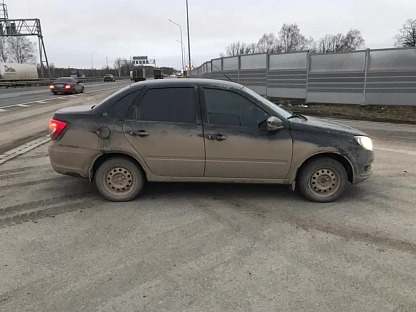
[95,157,145,202]
[297,157,348,203]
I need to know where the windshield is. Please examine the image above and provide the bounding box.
[242,87,292,119]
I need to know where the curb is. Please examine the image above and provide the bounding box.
[0,135,51,165]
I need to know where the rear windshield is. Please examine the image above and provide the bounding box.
[55,78,74,83]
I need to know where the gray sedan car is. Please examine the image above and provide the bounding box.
[48,79,374,203]
[49,77,84,95]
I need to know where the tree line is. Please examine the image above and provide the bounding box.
[221,18,416,57]
[0,37,36,63]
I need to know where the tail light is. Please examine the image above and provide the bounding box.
[49,119,67,140]
[64,84,71,89]
[49,85,54,89]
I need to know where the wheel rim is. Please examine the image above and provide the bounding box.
[309,167,340,197]
[104,166,134,196]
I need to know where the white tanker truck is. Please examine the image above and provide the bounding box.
[0,62,39,80]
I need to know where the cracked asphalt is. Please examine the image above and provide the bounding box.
[0,117,416,311]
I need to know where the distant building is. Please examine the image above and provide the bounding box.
[132,56,156,67]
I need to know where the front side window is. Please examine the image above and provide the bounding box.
[136,87,196,124]
[203,88,269,128]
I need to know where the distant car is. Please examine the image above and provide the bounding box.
[48,78,374,203]
[49,77,84,95]
[104,74,115,82]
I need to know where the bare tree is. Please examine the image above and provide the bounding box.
[221,41,257,57]
[7,37,36,64]
[317,30,365,53]
[279,23,308,52]
[0,37,8,62]
[395,18,416,47]
[256,33,282,54]
[341,29,365,51]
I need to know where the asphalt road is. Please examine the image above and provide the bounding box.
[0,81,131,108]
[0,119,415,311]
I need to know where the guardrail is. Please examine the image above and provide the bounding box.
[0,77,131,88]
[191,47,416,106]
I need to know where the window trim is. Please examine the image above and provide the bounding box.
[126,85,202,125]
[199,86,270,129]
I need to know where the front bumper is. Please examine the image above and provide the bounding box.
[352,150,374,184]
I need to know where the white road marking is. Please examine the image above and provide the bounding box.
[0,83,128,112]
[375,147,416,156]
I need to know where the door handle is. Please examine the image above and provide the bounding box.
[206,134,227,141]
[129,130,149,137]
[216,134,227,141]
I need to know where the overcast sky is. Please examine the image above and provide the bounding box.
[7,0,416,69]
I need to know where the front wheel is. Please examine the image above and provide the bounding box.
[95,157,145,202]
[297,157,348,203]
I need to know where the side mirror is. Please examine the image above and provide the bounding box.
[267,116,284,132]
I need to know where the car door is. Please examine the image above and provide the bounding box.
[201,87,293,180]
[123,86,205,177]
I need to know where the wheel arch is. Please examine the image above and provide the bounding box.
[89,152,147,182]
[295,152,354,184]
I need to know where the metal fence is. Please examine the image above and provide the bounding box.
[191,47,416,106]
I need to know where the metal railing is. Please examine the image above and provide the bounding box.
[190,47,416,106]
[0,77,131,88]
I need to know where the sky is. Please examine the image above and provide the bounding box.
[5,0,416,69]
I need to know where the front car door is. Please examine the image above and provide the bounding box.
[123,86,205,177]
[201,87,293,180]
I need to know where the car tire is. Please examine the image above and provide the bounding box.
[52,91,57,95]
[81,87,84,93]
[95,157,145,202]
[297,157,348,203]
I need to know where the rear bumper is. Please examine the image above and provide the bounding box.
[48,142,98,179]
[51,88,73,93]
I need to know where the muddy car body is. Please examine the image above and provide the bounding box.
[48,78,374,202]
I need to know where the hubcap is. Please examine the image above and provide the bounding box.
[104,166,134,195]
[309,168,340,197]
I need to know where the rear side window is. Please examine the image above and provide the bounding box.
[105,90,140,120]
[136,87,196,124]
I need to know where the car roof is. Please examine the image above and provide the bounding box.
[129,78,244,90]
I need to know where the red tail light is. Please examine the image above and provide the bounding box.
[49,119,67,140]
[64,84,71,89]
[49,85,54,89]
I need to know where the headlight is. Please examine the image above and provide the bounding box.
[354,136,373,151]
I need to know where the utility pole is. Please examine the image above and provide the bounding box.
[91,51,97,78]
[106,56,108,69]
[168,19,185,73]
[185,0,191,72]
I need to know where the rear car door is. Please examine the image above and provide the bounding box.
[201,87,293,179]
[123,86,205,177]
